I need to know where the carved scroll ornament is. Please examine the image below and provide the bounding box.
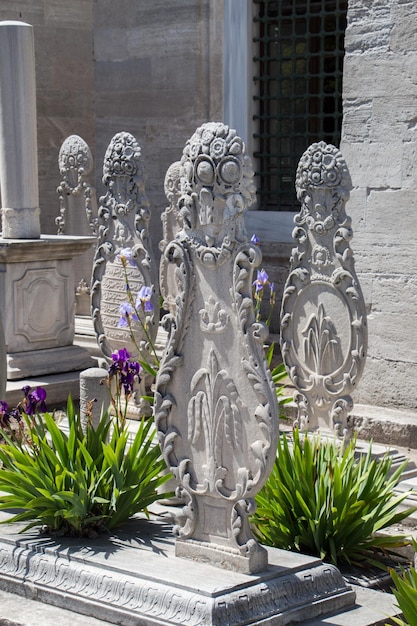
[280,142,368,437]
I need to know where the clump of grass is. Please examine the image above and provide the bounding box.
[0,398,170,536]
[252,429,415,567]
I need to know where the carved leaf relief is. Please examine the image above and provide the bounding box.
[199,295,229,333]
[187,349,243,491]
[302,304,343,376]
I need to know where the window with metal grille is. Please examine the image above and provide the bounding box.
[253,0,348,211]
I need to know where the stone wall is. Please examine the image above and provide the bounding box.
[0,0,223,254]
[0,1,95,235]
[341,0,417,412]
[93,1,223,253]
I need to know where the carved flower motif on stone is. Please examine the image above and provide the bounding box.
[199,296,229,333]
[187,349,243,493]
[311,245,331,270]
[302,304,343,376]
[103,133,142,180]
[210,138,227,160]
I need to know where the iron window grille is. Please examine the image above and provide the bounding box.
[253,0,348,210]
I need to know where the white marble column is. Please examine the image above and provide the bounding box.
[0,21,40,238]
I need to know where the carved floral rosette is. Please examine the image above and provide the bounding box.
[154,123,278,574]
[280,142,368,437]
[91,132,159,364]
[56,134,97,236]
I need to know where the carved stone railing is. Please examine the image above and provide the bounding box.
[280,141,367,437]
[155,122,279,573]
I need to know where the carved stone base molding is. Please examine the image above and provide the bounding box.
[0,512,357,626]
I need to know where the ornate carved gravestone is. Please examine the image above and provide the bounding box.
[159,160,182,314]
[155,122,279,574]
[91,132,159,416]
[280,142,368,437]
[56,134,98,315]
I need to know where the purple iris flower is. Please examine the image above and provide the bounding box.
[111,348,131,366]
[135,286,154,313]
[22,385,47,415]
[253,269,270,292]
[116,247,136,266]
[118,302,139,328]
[109,348,141,395]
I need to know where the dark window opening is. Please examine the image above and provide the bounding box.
[253,0,348,210]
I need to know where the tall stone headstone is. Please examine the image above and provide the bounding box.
[0,21,40,239]
[0,21,94,379]
[91,131,159,368]
[56,134,98,315]
[159,160,182,314]
[155,122,279,574]
[56,135,97,238]
[280,142,368,437]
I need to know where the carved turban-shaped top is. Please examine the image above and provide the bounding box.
[178,122,256,245]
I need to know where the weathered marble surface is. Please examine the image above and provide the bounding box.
[0,236,95,379]
[91,131,159,364]
[159,160,182,314]
[56,134,98,315]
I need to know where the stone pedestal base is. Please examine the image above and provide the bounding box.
[0,511,356,626]
[0,235,95,380]
[175,535,268,575]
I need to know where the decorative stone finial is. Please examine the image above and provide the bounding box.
[178,121,256,248]
[280,141,367,437]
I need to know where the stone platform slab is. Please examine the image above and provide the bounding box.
[0,508,358,626]
[0,505,406,626]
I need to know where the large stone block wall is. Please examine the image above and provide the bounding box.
[0,1,95,235]
[92,0,223,253]
[0,0,223,254]
[341,0,417,411]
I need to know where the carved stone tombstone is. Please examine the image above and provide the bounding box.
[91,131,159,372]
[280,142,367,437]
[159,161,181,314]
[56,134,98,315]
[155,122,279,574]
